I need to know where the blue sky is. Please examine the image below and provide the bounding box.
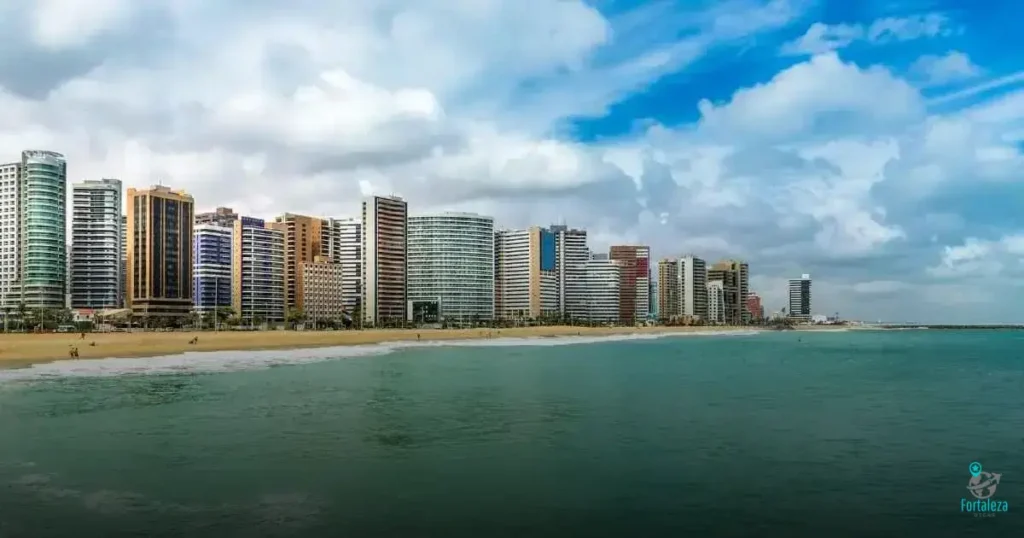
[0,0,1022,322]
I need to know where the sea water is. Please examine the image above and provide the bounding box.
[0,330,1021,537]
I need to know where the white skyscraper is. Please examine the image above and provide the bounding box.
[408,212,494,323]
[788,273,812,321]
[657,255,708,321]
[70,178,123,309]
[551,224,589,321]
[707,280,724,324]
[582,258,620,324]
[494,227,557,319]
[321,217,361,312]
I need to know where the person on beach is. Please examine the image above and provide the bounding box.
[417,333,421,340]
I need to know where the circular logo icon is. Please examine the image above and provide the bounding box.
[969,462,982,476]
[967,472,1002,500]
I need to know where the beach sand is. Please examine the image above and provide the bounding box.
[0,325,754,366]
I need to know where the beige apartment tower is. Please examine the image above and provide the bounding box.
[126,186,195,321]
[273,213,323,312]
[301,256,346,324]
[361,195,408,326]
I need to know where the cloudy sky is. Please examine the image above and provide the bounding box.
[1,0,1022,323]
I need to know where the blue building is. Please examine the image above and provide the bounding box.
[193,223,233,314]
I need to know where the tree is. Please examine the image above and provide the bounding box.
[16,302,28,330]
[285,308,305,329]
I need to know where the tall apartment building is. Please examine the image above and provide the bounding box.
[273,213,322,312]
[707,280,725,324]
[361,195,407,326]
[195,207,238,227]
[0,161,18,315]
[70,178,122,309]
[408,212,494,323]
[788,274,812,321]
[582,257,620,324]
[656,255,707,322]
[232,217,286,324]
[708,259,749,324]
[494,227,560,319]
[320,217,361,312]
[551,225,589,321]
[747,292,765,322]
[126,186,194,321]
[192,224,233,314]
[301,256,346,324]
[120,214,127,307]
[609,245,651,325]
[650,280,659,319]
[0,151,68,310]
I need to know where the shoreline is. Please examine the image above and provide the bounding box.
[0,325,760,368]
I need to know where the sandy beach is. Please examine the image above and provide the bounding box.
[0,325,757,366]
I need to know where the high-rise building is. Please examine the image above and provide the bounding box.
[0,160,19,316]
[788,274,812,321]
[15,151,68,309]
[120,214,127,307]
[361,195,408,326]
[656,255,707,322]
[708,259,749,324]
[747,292,765,322]
[320,217,361,312]
[408,212,494,324]
[494,227,560,320]
[650,279,659,319]
[232,217,286,325]
[192,224,233,315]
[70,178,122,309]
[551,224,589,321]
[273,213,322,313]
[707,280,725,324]
[301,256,346,324]
[582,257,620,324]
[195,207,238,227]
[609,245,651,325]
[126,186,195,321]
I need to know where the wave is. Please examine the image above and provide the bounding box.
[0,330,761,383]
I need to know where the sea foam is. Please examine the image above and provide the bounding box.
[0,330,761,382]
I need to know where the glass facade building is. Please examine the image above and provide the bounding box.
[20,150,67,308]
[193,224,233,314]
[408,212,494,323]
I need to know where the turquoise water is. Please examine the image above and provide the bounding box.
[0,330,1022,537]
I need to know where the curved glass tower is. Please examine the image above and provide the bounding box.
[19,150,67,308]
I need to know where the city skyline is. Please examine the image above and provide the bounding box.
[0,1,1018,323]
[0,145,817,323]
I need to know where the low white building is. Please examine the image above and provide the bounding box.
[582,258,621,324]
[706,280,725,324]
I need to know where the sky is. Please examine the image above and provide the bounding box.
[0,0,1022,323]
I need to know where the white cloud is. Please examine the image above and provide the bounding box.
[927,234,1024,279]
[781,13,955,56]
[910,51,982,86]
[29,0,136,50]
[0,0,1022,322]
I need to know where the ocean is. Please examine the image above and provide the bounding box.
[0,330,1021,537]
